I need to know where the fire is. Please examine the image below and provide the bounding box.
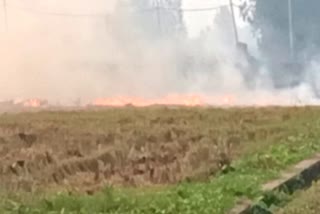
[221,95,234,105]
[3,93,303,109]
[23,99,43,107]
[90,94,308,107]
[14,99,48,107]
[92,94,207,107]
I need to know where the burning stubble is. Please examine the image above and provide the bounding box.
[0,0,319,107]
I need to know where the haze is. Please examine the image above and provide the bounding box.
[0,0,319,106]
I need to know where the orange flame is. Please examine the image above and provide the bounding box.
[92,94,207,107]
[15,99,48,107]
[6,93,292,108]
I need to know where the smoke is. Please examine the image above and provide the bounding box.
[0,0,189,105]
[0,0,319,106]
[0,0,120,104]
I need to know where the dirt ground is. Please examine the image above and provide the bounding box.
[0,105,314,195]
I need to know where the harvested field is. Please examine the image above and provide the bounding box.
[0,106,316,194]
[1,106,320,214]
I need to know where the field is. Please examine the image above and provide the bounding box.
[1,106,320,213]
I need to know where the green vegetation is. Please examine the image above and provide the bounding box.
[276,182,320,214]
[0,107,320,213]
[242,0,320,59]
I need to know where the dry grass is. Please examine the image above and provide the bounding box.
[0,106,317,194]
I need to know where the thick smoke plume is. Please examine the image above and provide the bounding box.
[0,0,319,106]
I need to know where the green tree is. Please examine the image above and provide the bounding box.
[241,0,320,61]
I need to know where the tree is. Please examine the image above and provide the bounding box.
[239,0,320,89]
[240,0,320,61]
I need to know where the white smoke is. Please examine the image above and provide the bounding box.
[0,0,319,106]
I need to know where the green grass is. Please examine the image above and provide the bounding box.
[1,107,320,213]
[276,182,320,214]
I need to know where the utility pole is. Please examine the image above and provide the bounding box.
[155,0,162,37]
[2,0,8,31]
[229,0,239,45]
[288,0,294,60]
